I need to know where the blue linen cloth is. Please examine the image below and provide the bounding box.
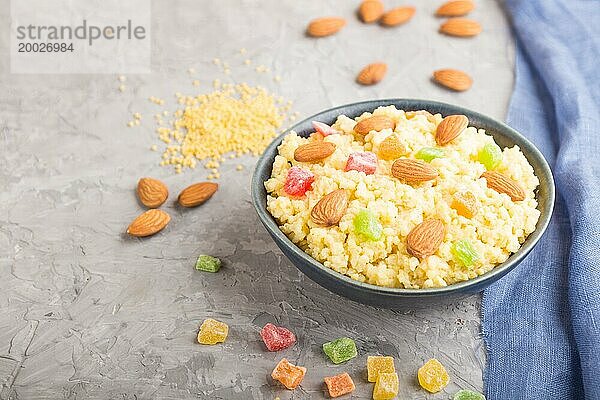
[482,1,600,398]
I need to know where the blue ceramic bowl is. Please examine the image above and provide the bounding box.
[251,99,555,307]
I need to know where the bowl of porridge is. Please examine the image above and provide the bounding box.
[251,99,554,306]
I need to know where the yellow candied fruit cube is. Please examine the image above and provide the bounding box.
[378,134,406,161]
[417,358,449,393]
[373,372,398,400]
[451,191,478,219]
[367,356,395,382]
[197,318,228,345]
[271,358,306,390]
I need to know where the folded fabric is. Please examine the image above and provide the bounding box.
[483,1,600,398]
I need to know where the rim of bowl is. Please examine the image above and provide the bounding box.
[252,98,555,296]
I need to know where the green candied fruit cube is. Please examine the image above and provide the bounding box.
[453,389,486,400]
[415,147,445,162]
[477,143,503,170]
[353,209,383,241]
[322,337,357,364]
[451,240,480,267]
[195,255,222,272]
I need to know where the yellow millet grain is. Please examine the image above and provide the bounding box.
[156,83,287,172]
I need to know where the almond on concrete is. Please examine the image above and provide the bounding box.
[354,115,395,135]
[436,0,475,17]
[137,177,169,208]
[358,0,384,23]
[294,141,336,163]
[391,158,439,184]
[127,209,171,237]
[307,17,346,37]
[380,6,416,27]
[436,114,469,145]
[310,189,350,226]
[433,69,473,92]
[178,182,219,207]
[439,18,482,37]
[406,219,445,259]
[356,63,388,86]
[481,171,525,201]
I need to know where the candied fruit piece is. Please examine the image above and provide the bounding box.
[284,166,315,197]
[367,356,395,382]
[451,239,480,267]
[415,147,445,162]
[312,120,340,137]
[345,152,378,175]
[418,358,449,393]
[451,191,478,218]
[322,337,357,364]
[378,135,406,160]
[454,389,486,400]
[197,318,228,345]
[195,255,222,272]
[324,372,356,398]
[271,358,306,390]
[373,372,399,400]
[260,323,296,351]
[353,209,383,241]
[478,143,503,170]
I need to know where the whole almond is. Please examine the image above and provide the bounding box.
[294,141,336,163]
[481,171,525,201]
[136,177,169,208]
[436,114,469,145]
[310,189,350,226]
[307,17,346,37]
[380,6,416,27]
[359,0,384,23]
[391,158,439,184]
[406,219,445,259]
[433,69,473,92]
[356,63,388,86]
[354,115,395,135]
[436,0,475,17]
[127,209,171,237]
[439,18,482,37]
[178,182,219,207]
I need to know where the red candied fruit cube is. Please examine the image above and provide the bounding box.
[284,166,315,197]
[324,372,356,398]
[312,121,340,137]
[344,152,378,175]
[260,323,296,351]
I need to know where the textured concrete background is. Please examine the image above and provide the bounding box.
[0,0,514,399]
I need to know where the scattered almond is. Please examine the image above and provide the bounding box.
[310,189,350,226]
[136,177,169,208]
[406,219,445,259]
[307,17,346,37]
[127,209,171,237]
[436,114,469,145]
[391,158,439,184]
[356,63,388,86]
[359,0,384,23]
[294,141,336,163]
[433,69,473,92]
[354,115,395,135]
[436,0,475,17]
[481,171,525,201]
[178,182,219,207]
[439,18,482,37]
[380,6,416,27]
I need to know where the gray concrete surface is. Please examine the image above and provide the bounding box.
[0,0,514,398]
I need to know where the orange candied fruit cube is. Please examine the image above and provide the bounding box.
[271,358,306,390]
[324,372,355,398]
[451,191,478,218]
[378,135,406,161]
